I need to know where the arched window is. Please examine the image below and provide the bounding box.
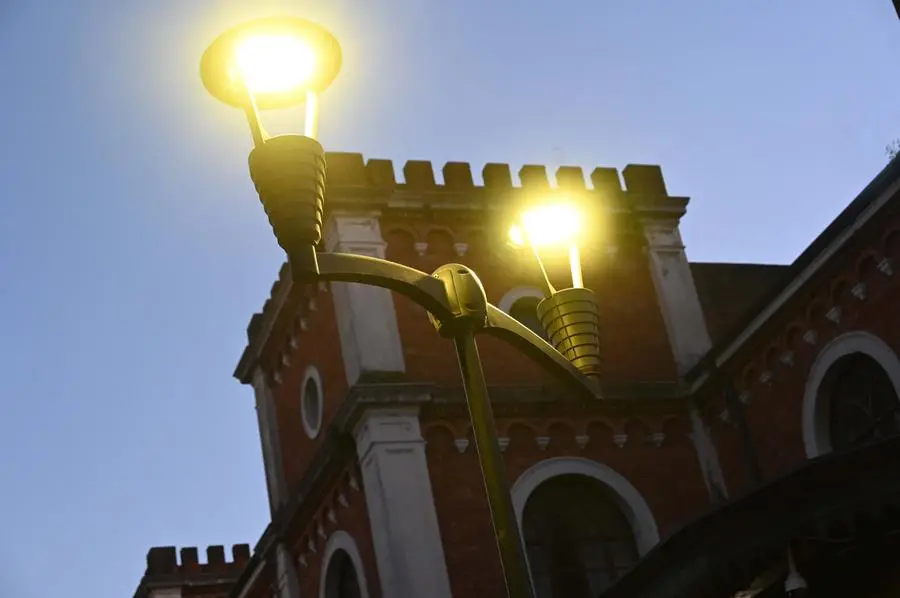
[802,331,900,457]
[320,531,369,598]
[509,295,547,339]
[825,353,900,451]
[521,474,639,597]
[499,287,548,339]
[324,550,362,598]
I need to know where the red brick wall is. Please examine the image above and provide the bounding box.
[709,196,900,496]
[291,467,382,598]
[424,423,505,597]
[269,283,350,494]
[708,408,755,496]
[422,412,708,596]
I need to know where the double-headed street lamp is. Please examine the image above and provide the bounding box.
[201,16,603,598]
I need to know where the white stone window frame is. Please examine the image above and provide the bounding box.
[319,530,370,598]
[301,365,325,440]
[802,330,900,458]
[511,456,661,559]
[497,286,547,315]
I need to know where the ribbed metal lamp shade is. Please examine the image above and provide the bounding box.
[249,135,327,267]
[536,287,602,377]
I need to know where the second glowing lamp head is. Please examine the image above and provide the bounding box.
[508,201,586,290]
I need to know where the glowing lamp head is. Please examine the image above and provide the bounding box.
[201,16,342,111]
[233,35,317,96]
[508,202,582,249]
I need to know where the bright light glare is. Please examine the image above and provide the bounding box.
[234,35,317,95]
[509,224,526,247]
[508,203,582,248]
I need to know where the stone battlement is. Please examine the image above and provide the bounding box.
[145,543,251,575]
[323,151,670,198]
[133,544,251,598]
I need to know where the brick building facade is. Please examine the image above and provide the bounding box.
[133,154,900,598]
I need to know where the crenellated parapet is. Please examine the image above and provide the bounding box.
[322,152,683,215]
[133,544,251,598]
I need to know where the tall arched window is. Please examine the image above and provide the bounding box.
[826,353,900,451]
[521,474,639,597]
[324,550,362,598]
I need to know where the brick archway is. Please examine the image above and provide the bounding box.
[510,457,660,555]
[319,530,370,598]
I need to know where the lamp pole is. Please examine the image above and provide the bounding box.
[454,329,533,597]
[201,17,604,598]
[430,263,536,598]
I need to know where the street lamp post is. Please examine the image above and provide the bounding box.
[201,17,603,598]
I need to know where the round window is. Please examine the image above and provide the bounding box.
[301,366,323,439]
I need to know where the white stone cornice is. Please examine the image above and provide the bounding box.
[324,212,388,256]
[353,407,423,460]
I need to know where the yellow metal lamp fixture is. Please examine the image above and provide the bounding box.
[509,201,602,377]
[200,16,343,275]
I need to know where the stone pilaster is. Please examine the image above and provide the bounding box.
[251,367,288,514]
[688,403,729,502]
[354,408,453,598]
[624,164,712,375]
[324,213,407,386]
[273,543,301,598]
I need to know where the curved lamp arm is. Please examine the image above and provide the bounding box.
[311,252,455,322]
[307,252,600,401]
[484,305,601,401]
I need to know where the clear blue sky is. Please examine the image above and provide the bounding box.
[0,1,896,596]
